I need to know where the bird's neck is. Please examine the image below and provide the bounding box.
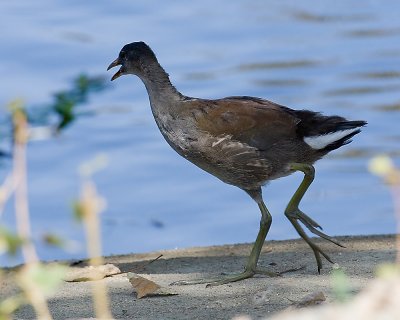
[138,61,184,109]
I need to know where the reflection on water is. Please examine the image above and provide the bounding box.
[252,79,309,87]
[0,0,399,266]
[237,60,320,71]
[350,71,400,79]
[324,85,400,96]
[291,10,372,23]
[344,28,400,37]
[377,102,400,112]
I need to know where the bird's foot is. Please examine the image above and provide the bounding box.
[170,267,279,287]
[285,163,344,273]
[285,208,344,273]
[288,209,345,248]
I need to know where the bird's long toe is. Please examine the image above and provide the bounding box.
[170,266,280,287]
[295,210,323,230]
[170,269,256,287]
[288,209,344,248]
[286,214,336,272]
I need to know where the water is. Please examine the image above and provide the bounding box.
[1,0,399,266]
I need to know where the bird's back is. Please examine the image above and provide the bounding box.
[164,96,366,189]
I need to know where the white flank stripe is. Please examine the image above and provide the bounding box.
[304,128,359,150]
[212,135,230,147]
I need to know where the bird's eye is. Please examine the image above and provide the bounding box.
[119,51,126,60]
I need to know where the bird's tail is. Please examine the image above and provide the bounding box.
[295,110,367,151]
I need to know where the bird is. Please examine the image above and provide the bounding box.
[108,41,367,287]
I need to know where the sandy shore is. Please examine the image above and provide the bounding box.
[1,234,395,319]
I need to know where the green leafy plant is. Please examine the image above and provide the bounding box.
[0,74,107,159]
[1,99,113,319]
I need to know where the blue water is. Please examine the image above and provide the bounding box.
[1,0,399,266]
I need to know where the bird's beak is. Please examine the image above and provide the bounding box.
[107,58,123,81]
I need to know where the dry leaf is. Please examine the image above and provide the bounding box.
[64,264,121,282]
[292,291,326,308]
[127,272,178,299]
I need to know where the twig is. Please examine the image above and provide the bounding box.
[12,108,52,319]
[279,265,306,275]
[107,254,164,277]
[390,185,400,264]
[131,254,164,274]
[13,110,38,264]
[0,174,18,218]
[80,179,113,319]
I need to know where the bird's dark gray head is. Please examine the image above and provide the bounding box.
[107,41,158,81]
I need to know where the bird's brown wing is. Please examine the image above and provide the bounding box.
[188,96,300,151]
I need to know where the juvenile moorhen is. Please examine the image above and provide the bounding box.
[108,41,367,286]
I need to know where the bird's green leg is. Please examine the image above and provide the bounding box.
[285,163,344,273]
[170,192,278,287]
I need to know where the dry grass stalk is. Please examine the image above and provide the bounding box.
[11,107,52,319]
[368,155,400,263]
[79,179,113,319]
[0,174,17,218]
[390,183,400,264]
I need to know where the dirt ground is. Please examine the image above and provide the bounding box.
[1,234,395,320]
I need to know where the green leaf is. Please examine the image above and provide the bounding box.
[72,201,85,222]
[42,233,65,248]
[331,268,352,303]
[18,263,67,296]
[0,295,25,319]
[6,99,25,114]
[51,74,107,131]
[0,227,25,256]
